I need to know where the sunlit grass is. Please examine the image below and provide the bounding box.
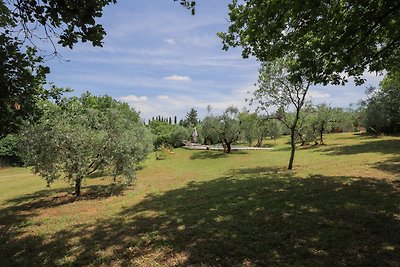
[1,132,399,266]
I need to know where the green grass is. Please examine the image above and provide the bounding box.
[1,133,399,266]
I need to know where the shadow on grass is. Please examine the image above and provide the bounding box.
[82,183,126,199]
[373,156,400,175]
[190,150,247,160]
[334,132,379,140]
[1,168,400,266]
[320,139,400,156]
[190,151,228,160]
[0,183,125,240]
[274,146,291,152]
[4,183,125,208]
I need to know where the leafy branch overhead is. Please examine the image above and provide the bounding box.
[219,0,400,85]
[0,0,195,137]
[2,0,195,49]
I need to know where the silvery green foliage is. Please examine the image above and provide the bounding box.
[169,126,189,147]
[251,59,311,169]
[202,106,240,153]
[20,94,152,195]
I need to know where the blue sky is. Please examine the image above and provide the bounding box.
[45,0,383,121]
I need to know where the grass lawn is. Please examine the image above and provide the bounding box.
[1,132,399,266]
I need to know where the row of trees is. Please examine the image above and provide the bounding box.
[0,86,384,196]
[148,102,356,152]
[0,87,385,195]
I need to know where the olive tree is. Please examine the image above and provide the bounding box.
[20,94,152,196]
[169,126,190,147]
[251,59,310,170]
[202,106,241,153]
[308,104,334,145]
[239,112,281,147]
[238,111,259,146]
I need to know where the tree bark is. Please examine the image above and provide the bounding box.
[74,177,83,196]
[222,142,227,153]
[288,103,302,169]
[226,143,232,153]
[288,128,296,170]
[255,138,262,147]
[320,127,324,145]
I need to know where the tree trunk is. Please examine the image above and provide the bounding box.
[288,128,296,170]
[255,137,263,147]
[74,177,83,196]
[320,128,324,145]
[256,132,264,147]
[222,142,227,153]
[226,143,232,153]
[286,81,309,170]
[299,134,307,146]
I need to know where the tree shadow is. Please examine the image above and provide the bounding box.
[335,132,379,140]
[319,139,400,155]
[230,166,291,177]
[121,172,399,266]
[373,156,400,175]
[274,146,291,151]
[189,150,249,160]
[82,183,126,199]
[0,184,125,239]
[1,168,400,266]
[190,150,248,160]
[258,142,276,148]
[4,183,125,208]
[190,151,228,160]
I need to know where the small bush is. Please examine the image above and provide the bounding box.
[169,126,189,148]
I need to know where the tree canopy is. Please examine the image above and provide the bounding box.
[219,0,400,85]
[20,93,152,196]
[363,72,400,134]
[0,36,49,137]
[202,106,241,153]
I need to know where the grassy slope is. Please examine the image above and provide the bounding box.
[0,133,399,266]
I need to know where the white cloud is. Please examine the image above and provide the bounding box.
[119,95,148,103]
[308,90,330,99]
[163,75,192,81]
[118,84,257,121]
[182,35,218,48]
[164,38,176,45]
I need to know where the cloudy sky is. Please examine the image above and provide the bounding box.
[45,0,383,121]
